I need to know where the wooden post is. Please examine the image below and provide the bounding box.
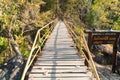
[88,32,92,50]
[85,32,92,66]
[112,36,118,73]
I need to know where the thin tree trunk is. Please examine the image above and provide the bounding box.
[9,32,22,56]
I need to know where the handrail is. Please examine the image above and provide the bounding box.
[65,21,100,80]
[21,19,57,80]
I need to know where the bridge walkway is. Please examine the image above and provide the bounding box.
[28,21,94,80]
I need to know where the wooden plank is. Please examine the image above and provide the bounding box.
[29,73,90,78]
[37,58,83,61]
[42,53,78,55]
[31,66,87,73]
[35,60,84,63]
[30,70,87,73]
[41,51,78,55]
[46,41,73,44]
[44,46,75,48]
[41,54,79,57]
[43,47,76,50]
[37,57,81,59]
[44,42,74,45]
[45,43,74,45]
[38,56,81,59]
[46,39,73,42]
[32,65,87,69]
[42,53,77,55]
[43,48,77,51]
[30,67,87,73]
[42,49,77,52]
[34,61,84,66]
[28,77,91,80]
[42,48,77,51]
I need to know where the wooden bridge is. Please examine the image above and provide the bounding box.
[21,20,100,80]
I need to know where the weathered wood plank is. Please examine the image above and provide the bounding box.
[41,54,79,57]
[37,58,84,61]
[38,56,80,59]
[31,66,87,73]
[46,39,73,42]
[29,73,90,78]
[30,67,87,73]
[28,77,91,80]
[42,48,77,51]
[41,51,78,55]
[35,61,84,66]
[32,65,86,69]
[34,61,84,66]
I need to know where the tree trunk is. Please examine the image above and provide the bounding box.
[9,32,22,56]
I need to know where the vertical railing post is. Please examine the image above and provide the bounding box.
[39,32,42,53]
[79,29,83,53]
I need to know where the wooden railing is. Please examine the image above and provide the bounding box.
[21,20,57,80]
[65,21,100,80]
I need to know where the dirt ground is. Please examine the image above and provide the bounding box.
[96,63,120,80]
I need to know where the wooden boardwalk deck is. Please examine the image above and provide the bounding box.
[28,21,93,80]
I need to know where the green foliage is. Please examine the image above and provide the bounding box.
[22,50,30,58]
[85,9,100,28]
[73,26,85,52]
[58,0,120,30]
[86,0,120,29]
[0,37,7,53]
[15,34,30,58]
[42,0,54,11]
[0,37,9,64]
[0,0,56,63]
[41,0,57,18]
[37,41,42,47]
